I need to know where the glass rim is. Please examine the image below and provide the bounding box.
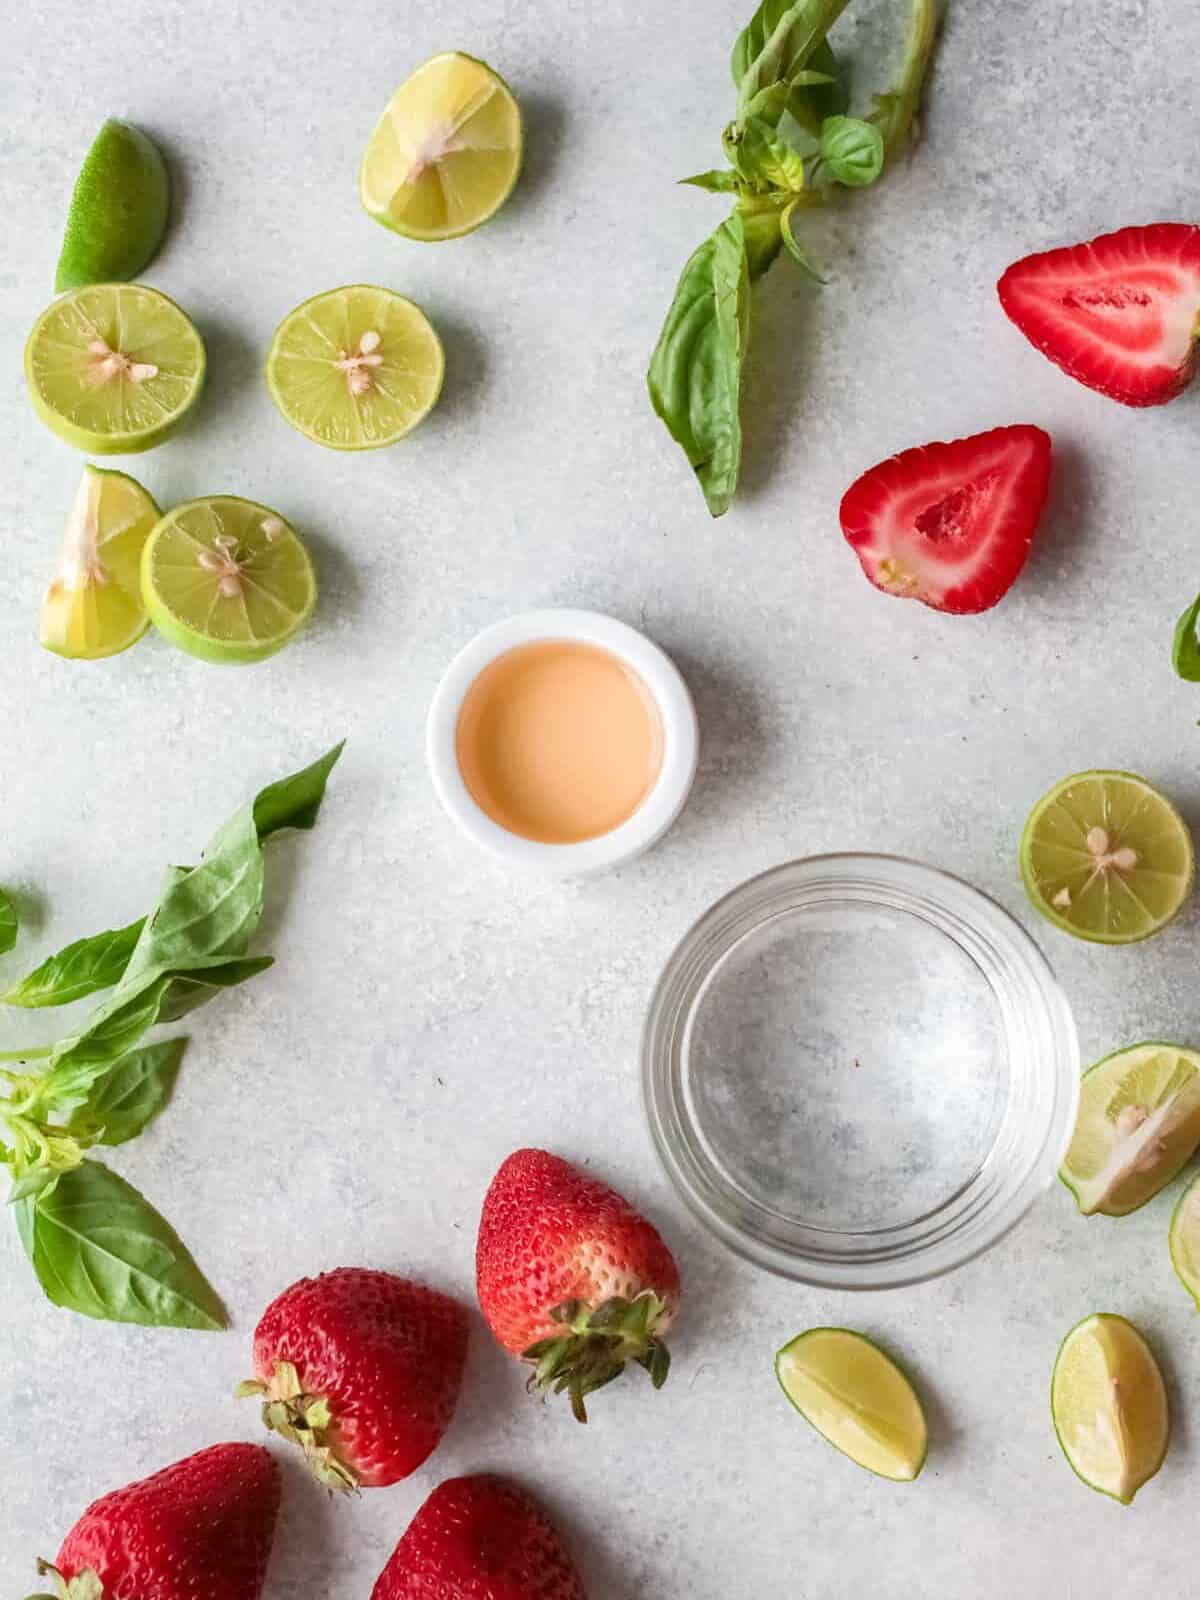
[641,853,1080,1290]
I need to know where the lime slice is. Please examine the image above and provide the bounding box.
[775,1328,927,1481]
[25,284,205,455]
[1169,1175,1200,1308]
[1051,1313,1168,1504]
[55,120,169,291]
[141,497,316,664]
[265,285,444,450]
[1020,770,1194,943]
[40,466,160,659]
[360,51,522,241]
[1060,1042,1200,1216]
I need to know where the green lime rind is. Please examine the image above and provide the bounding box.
[141,495,316,665]
[1169,1174,1200,1310]
[1019,769,1194,946]
[359,51,523,242]
[775,1327,928,1483]
[24,283,205,455]
[1050,1313,1169,1505]
[1059,1042,1200,1218]
[55,119,169,291]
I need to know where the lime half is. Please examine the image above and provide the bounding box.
[26,284,205,455]
[1170,1175,1200,1308]
[266,285,443,450]
[1020,770,1194,943]
[360,52,522,240]
[41,466,160,659]
[55,120,169,291]
[776,1328,927,1481]
[1051,1313,1168,1504]
[1060,1043,1200,1216]
[141,497,316,664]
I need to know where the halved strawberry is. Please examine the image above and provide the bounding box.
[839,424,1053,614]
[998,224,1200,406]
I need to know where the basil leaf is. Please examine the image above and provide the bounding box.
[781,199,829,282]
[1173,592,1200,681]
[3,742,343,1012]
[736,116,807,192]
[65,1040,185,1147]
[741,205,785,279]
[43,955,272,1105]
[648,213,751,518]
[16,1158,226,1329]
[0,890,17,956]
[818,115,884,186]
[732,0,852,117]
[252,739,344,840]
[680,169,741,193]
[3,918,144,1010]
[869,0,940,156]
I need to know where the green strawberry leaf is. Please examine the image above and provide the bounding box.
[65,1039,185,1146]
[1173,591,1200,680]
[16,1159,227,1329]
[648,213,751,518]
[0,889,18,956]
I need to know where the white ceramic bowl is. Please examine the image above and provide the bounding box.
[427,609,699,875]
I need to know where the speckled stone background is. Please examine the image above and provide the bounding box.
[3,0,1200,1592]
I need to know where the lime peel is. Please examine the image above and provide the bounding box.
[1169,1174,1200,1308]
[55,119,169,292]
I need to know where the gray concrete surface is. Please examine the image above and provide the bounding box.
[3,0,1200,1593]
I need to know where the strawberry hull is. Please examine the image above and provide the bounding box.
[998,223,1200,406]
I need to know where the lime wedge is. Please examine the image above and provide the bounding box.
[1051,1313,1168,1504]
[1170,1175,1200,1308]
[265,285,443,450]
[1060,1042,1200,1216]
[25,284,205,455]
[40,466,160,659]
[141,497,316,664]
[55,120,169,291]
[360,52,522,241]
[1020,770,1194,943]
[775,1328,927,1481]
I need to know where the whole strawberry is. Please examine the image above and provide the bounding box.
[27,1442,279,1600]
[476,1148,681,1421]
[371,1475,587,1600]
[238,1267,468,1491]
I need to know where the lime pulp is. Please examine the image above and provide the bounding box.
[25,283,205,455]
[1051,1313,1168,1504]
[775,1328,927,1481]
[140,497,316,664]
[40,466,160,659]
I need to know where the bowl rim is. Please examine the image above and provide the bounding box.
[641,852,1080,1289]
[426,608,699,877]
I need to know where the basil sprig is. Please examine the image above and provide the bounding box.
[649,0,941,516]
[0,741,343,1329]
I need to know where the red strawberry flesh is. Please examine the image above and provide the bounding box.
[247,1267,468,1489]
[49,1442,279,1600]
[838,424,1053,614]
[370,1474,587,1600]
[998,223,1200,405]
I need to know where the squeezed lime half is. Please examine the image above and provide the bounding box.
[141,496,316,664]
[55,119,169,291]
[775,1328,927,1481]
[1020,770,1194,943]
[1060,1042,1200,1216]
[360,52,522,240]
[40,465,160,659]
[266,285,443,450]
[1051,1313,1168,1504]
[25,284,205,454]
